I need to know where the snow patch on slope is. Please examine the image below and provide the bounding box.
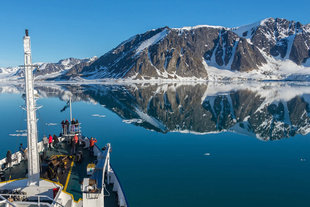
[284,35,295,59]
[136,29,169,55]
[203,55,310,82]
[231,21,260,40]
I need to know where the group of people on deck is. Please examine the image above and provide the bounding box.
[5,118,99,169]
[42,134,60,150]
[42,133,97,155]
[61,118,79,135]
[71,135,97,155]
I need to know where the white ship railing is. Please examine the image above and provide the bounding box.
[82,144,128,207]
[0,194,16,206]
[0,137,68,169]
[109,165,128,207]
[93,144,128,207]
[0,193,65,207]
[0,140,45,169]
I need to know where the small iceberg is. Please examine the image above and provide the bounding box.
[15,129,27,133]
[122,119,143,124]
[45,123,57,126]
[9,133,27,137]
[92,114,106,118]
[10,129,27,136]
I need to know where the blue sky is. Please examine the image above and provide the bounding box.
[0,0,309,67]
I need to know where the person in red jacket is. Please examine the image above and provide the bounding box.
[48,134,53,150]
[71,134,79,154]
[74,134,78,144]
[89,137,97,154]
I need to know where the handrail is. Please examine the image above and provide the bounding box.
[110,164,129,207]
[0,139,45,168]
[14,201,51,206]
[0,193,64,207]
[101,143,111,191]
[52,185,64,207]
[0,137,68,170]
[0,194,17,206]
[83,143,128,206]
[87,144,110,191]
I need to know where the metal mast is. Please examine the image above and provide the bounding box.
[23,29,40,186]
[70,96,72,122]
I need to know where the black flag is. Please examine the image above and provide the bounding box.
[60,101,70,112]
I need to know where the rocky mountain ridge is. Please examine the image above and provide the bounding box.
[75,17,310,81]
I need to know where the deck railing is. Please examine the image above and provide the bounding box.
[62,123,81,135]
[0,140,45,170]
[92,143,128,207]
[0,194,16,206]
[0,193,64,207]
[101,143,111,190]
[0,136,68,171]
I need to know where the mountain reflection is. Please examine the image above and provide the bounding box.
[2,82,310,140]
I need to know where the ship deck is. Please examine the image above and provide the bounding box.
[1,138,119,206]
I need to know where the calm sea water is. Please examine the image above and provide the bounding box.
[0,83,309,207]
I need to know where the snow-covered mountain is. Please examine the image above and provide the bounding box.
[1,17,310,82]
[70,17,310,81]
[35,57,97,79]
[0,57,97,81]
[0,67,19,80]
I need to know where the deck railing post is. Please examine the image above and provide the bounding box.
[107,153,110,185]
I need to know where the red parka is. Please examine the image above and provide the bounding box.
[48,135,53,144]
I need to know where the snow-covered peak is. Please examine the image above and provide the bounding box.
[175,18,275,34]
[0,67,18,74]
[304,24,310,33]
[59,57,96,65]
[0,57,97,82]
[230,21,261,39]
[259,17,275,26]
[58,57,84,69]
[59,58,76,66]
[0,67,19,80]
[89,56,98,62]
[231,17,307,46]
[173,25,226,31]
[35,57,97,71]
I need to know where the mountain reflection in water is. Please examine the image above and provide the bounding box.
[2,82,310,141]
